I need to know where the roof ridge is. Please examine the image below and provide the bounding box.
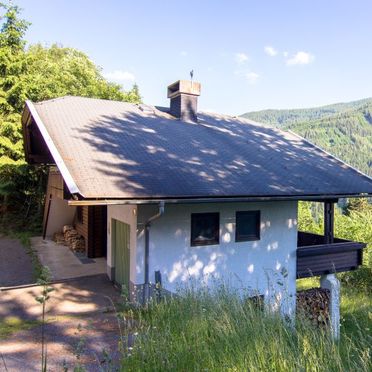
[34,95,138,106]
[35,95,72,105]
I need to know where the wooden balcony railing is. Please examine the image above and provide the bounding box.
[297,231,365,278]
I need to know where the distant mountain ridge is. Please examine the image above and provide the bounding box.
[241,98,372,176]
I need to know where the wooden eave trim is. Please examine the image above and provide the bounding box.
[67,193,372,206]
[25,100,80,195]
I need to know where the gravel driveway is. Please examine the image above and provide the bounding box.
[0,275,126,371]
[0,236,34,287]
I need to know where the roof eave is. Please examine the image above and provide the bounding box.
[25,100,81,195]
[67,192,372,206]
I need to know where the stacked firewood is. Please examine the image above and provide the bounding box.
[53,226,85,253]
[53,232,67,245]
[62,225,85,253]
[296,288,330,326]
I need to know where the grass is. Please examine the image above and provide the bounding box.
[119,284,371,372]
[0,316,41,339]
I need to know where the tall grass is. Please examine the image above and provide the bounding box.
[120,286,371,371]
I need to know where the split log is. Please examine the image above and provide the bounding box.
[53,232,67,245]
[63,225,74,234]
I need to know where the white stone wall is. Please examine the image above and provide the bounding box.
[45,197,76,237]
[106,205,137,282]
[136,201,298,316]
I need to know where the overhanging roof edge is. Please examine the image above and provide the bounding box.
[287,130,372,182]
[67,193,372,206]
[25,100,80,195]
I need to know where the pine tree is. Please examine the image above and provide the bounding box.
[0,1,141,227]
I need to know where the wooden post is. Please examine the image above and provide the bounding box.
[42,194,52,240]
[324,200,335,244]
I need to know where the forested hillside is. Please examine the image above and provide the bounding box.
[241,100,372,176]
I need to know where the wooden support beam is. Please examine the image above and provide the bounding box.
[324,200,335,244]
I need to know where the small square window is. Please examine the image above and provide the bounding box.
[191,213,219,246]
[235,211,260,242]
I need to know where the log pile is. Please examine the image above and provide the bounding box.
[53,232,67,245]
[296,287,330,326]
[53,225,85,253]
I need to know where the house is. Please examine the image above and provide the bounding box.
[22,80,372,336]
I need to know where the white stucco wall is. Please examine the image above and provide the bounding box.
[107,205,137,282]
[45,197,76,237]
[136,201,298,316]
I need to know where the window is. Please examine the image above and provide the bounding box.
[191,213,219,246]
[235,211,260,242]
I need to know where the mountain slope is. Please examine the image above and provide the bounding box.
[241,98,372,126]
[241,99,372,176]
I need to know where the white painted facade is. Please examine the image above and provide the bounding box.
[106,201,298,316]
[139,202,297,315]
[45,198,76,238]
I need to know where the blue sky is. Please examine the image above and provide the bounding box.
[14,0,372,115]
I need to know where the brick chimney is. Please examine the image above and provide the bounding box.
[167,80,201,123]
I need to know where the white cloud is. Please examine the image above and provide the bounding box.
[245,72,260,84]
[264,46,278,56]
[286,51,314,65]
[235,52,249,64]
[180,50,188,56]
[102,70,135,81]
[283,51,288,57]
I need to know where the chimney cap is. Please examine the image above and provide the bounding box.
[167,80,201,99]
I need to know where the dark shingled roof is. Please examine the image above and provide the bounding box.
[23,96,372,200]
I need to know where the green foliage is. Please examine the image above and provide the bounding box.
[0,2,29,51]
[18,44,141,107]
[242,99,372,176]
[0,1,141,228]
[120,286,371,371]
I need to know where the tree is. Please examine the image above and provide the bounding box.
[0,1,141,227]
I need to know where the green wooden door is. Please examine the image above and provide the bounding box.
[112,219,130,289]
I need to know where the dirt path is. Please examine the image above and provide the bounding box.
[0,275,126,371]
[0,236,34,287]
[0,312,125,371]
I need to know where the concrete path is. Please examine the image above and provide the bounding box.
[32,237,107,280]
[0,236,34,287]
[0,275,125,371]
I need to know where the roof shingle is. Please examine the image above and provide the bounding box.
[25,96,372,199]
